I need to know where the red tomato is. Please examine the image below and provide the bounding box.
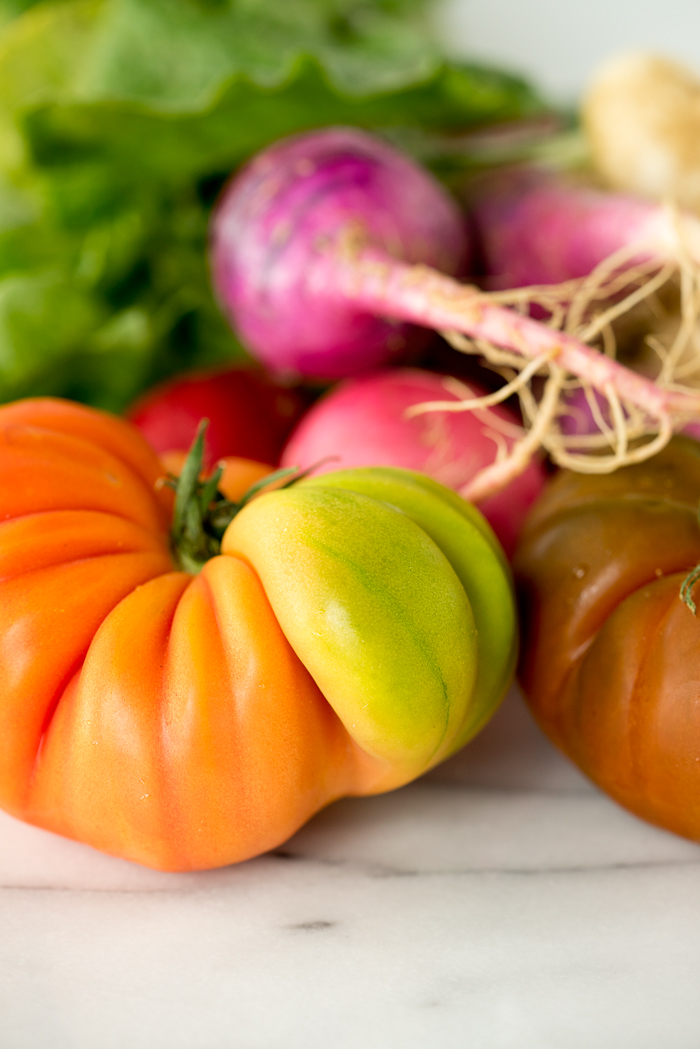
[127,365,307,469]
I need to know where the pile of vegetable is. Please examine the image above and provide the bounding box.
[5,0,700,866]
[142,47,700,849]
[0,0,535,870]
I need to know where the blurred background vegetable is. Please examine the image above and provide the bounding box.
[127,363,306,468]
[583,52,700,210]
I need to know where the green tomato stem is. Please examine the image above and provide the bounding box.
[168,420,323,572]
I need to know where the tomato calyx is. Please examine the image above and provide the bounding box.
[681,563,700,615]
[680,504,700,615]
[165,420,303,574]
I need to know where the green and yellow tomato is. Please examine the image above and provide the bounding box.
[225,467,517,779]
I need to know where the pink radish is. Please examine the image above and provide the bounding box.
[281,368,546,558]
[210,128,700,498]
[468,165,700,288]
[468,166,700,446]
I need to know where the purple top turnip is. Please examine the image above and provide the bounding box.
[211,127,468,380]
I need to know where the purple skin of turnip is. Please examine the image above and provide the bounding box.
[210,130,700,499]
[211,127,469,380]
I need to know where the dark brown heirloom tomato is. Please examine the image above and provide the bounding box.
[514,436,700,841]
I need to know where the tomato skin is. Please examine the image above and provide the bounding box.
[224,481,479,776]
[0,398,515,870]
[514,436,700,840]
[297,468,517,754]
[127,365,306,468]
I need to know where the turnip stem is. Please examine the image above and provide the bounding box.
[331,247,700,423]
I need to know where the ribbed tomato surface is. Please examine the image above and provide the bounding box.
[515,437,700,840]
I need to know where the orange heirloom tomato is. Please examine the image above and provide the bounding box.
[514,436,700,842]
[0,398,515,870]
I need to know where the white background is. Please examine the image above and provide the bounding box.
[437,0,700,102]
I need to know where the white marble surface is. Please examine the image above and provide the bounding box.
[3,683,700,1049]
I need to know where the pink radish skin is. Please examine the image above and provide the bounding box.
[469,166,700,288]
[211,130,700,499]
[211,127,468,380]
[281,368,546,558]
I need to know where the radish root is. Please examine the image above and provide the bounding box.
[406,238,700,503]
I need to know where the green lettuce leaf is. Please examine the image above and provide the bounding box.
[0,0,441,112]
